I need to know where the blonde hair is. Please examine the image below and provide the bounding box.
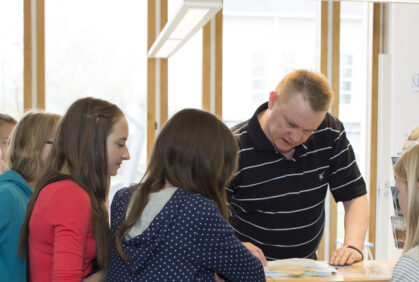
[0,113,17,125]
[276,69,334,112]
[402,127,419,154]
[8,111,61,182]
[393,144,419,253]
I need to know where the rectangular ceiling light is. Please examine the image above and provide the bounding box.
[148,0,222,58]
[340,0,419,2]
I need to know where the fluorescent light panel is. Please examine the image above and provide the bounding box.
[341,0,419,3]
[148,0,222,58]
[171,8,210,39]
[155,39,181,58]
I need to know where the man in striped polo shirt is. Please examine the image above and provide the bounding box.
[227,70,369,266]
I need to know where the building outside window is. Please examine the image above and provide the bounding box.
[0,0,23,119]
[252,51,266,104]
[340,54,354,105]
[223,0,318,128]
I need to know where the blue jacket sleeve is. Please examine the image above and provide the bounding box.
[0,189,14,246]
[191,200,265,282]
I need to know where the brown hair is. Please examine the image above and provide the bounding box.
[393,144,419,253]
[0,113,17,125]
[276,69,334,112]
[114,108,238,261]
[18,97,124,269]
[8,111,61,182]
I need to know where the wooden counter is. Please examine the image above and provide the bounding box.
[266,260,397,282]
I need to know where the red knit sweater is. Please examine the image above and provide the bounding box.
[29,180,96,281]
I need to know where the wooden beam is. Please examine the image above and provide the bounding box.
[328,0,340,259]
[160,1,168,126]
[202,10,223,119]
[319,0,340,260]
[369,2,381,259]
[202,19,211,112]
[24,0,45,111]
[37,0,45,110]
[147,0,168,161]
[147,0,157,162]
[214,11,223,119]
[24,0,32,112]
[317,0,329,261]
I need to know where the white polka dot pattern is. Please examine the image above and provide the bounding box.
[106,187,265,281]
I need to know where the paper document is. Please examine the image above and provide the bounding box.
[264,258,337,277]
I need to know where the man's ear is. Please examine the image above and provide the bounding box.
[268,91,278,109]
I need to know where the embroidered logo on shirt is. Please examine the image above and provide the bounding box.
[319,171,325,181]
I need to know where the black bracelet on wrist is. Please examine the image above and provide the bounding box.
[344,245,364,260]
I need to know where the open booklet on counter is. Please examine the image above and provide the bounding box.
[264,258,337,277]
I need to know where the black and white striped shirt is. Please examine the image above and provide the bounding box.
[227,102,367,260]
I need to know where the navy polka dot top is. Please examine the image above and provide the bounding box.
[106,187,265,282]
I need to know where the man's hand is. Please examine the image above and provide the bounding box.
[330,195,369,266]
[242,242,268,266]
[329,246,362,266]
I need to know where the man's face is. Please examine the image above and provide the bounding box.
[265,92,326,154]
[0,122,16,162]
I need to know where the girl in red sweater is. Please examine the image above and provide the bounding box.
[18,97,130,281]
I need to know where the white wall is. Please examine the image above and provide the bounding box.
[376,3,419,260]
[389,4,419,151]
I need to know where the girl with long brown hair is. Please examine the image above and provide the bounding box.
[18,97,130,281]
[106,108,265,282]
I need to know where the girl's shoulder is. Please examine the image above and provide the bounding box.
[393,246,419,282]
[110,186,220,223]
[403,245,419,263]
[43,179,90,202]
[110,186,136,218]
[174,188,222,223]
[176,188,217,209]
[113,186,135,203]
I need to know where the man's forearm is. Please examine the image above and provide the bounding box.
[343,194,370,250]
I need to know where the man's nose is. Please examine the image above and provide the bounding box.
[289,130,303,144]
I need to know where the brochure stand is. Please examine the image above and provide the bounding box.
[390,155,406,249]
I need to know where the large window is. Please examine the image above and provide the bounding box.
[337,1,370,242]
[0,0,23,119]
[45,0,148,201]
[222,0,319,127]
[340,54,354,104]
[168,1,202,117]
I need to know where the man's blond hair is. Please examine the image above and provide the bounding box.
[276,69,334,112]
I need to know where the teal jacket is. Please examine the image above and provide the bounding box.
[0,170,33,282]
